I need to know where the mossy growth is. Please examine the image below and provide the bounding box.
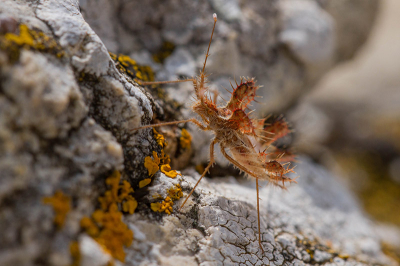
[0,23,65,63]
[42,190,71,229]
[80,171,136,262]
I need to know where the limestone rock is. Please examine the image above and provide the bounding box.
[0,0,390,266]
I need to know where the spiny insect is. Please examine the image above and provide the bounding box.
[132,13,297,252]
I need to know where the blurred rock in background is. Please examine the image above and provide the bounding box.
[288,0,400,262]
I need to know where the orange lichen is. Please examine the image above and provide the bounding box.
[151,196,174,215]
[122,196,138,214]
[4,24,34,46]
[151,185,183,215]
[80,217,99,237]
[80,171,136,262]
[70,241,81,266]
[153,128,167,147]
[143,133,180,178]
[180,128,192,149]
[42,190,71,228]
[195,164,205,174]
[144,151,160,176]
[118,180,134,201]
[152,41,175,64]
[117,54,137,67]
[160,150,171,165]
[109,52,155,83]
[167,184,183,200]
[160,164,181,178]
[139,178,152,188]
[1,23,64,62]
[150,202,161,212]
[91,204,133,262]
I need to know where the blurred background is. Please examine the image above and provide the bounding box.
[289,0,400,259]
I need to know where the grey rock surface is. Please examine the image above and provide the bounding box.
[125,158,392,265]
[0,0,391,266]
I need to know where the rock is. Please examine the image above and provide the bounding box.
[0,0,390,266]
[122,158,393,265]
[81,0,379,114]
[79,235,112,266]
[279,0,335,66]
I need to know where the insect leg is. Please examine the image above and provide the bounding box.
[256,178,265,252]
[130,118,209,131]
[220,145,265,252]
[201,14,218,77]
[179,138,217,210]
[211,89,219,104]
[138,79,195,86]
[220,145,258,179]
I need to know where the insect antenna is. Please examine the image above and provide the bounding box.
[200,13,218,82]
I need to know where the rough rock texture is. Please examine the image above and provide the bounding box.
[126,158,392,265]
[0,0,392,266]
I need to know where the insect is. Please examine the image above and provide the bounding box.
[133,13,297,252]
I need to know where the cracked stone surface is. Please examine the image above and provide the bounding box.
[0,0,393,266]
[124,158,392,265]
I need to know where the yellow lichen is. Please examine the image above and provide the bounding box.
[150,202,162,212]
[152,41,175,64]
[144,151,160,176]
[70,241,81,266]
[91,204,133,262]
[80,171,137,262]
[109,52,155,83]
[151,185,183,215]
[195,164,205,175]
[42,190,71,228]
[139,178,152,188]
[160,149,171,165]
[118,180,134,201]
[4,24,34,46]
[168,184,183,200]
[180,128,192,149]
[80,216,99,237]
[152,197,174,215]
[122,196,138,214]
[1,24,64,62]
[153,128,167,147]
[117,54,137,67]
[160,164,181,178]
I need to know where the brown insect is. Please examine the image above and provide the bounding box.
[133,13,297,252]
